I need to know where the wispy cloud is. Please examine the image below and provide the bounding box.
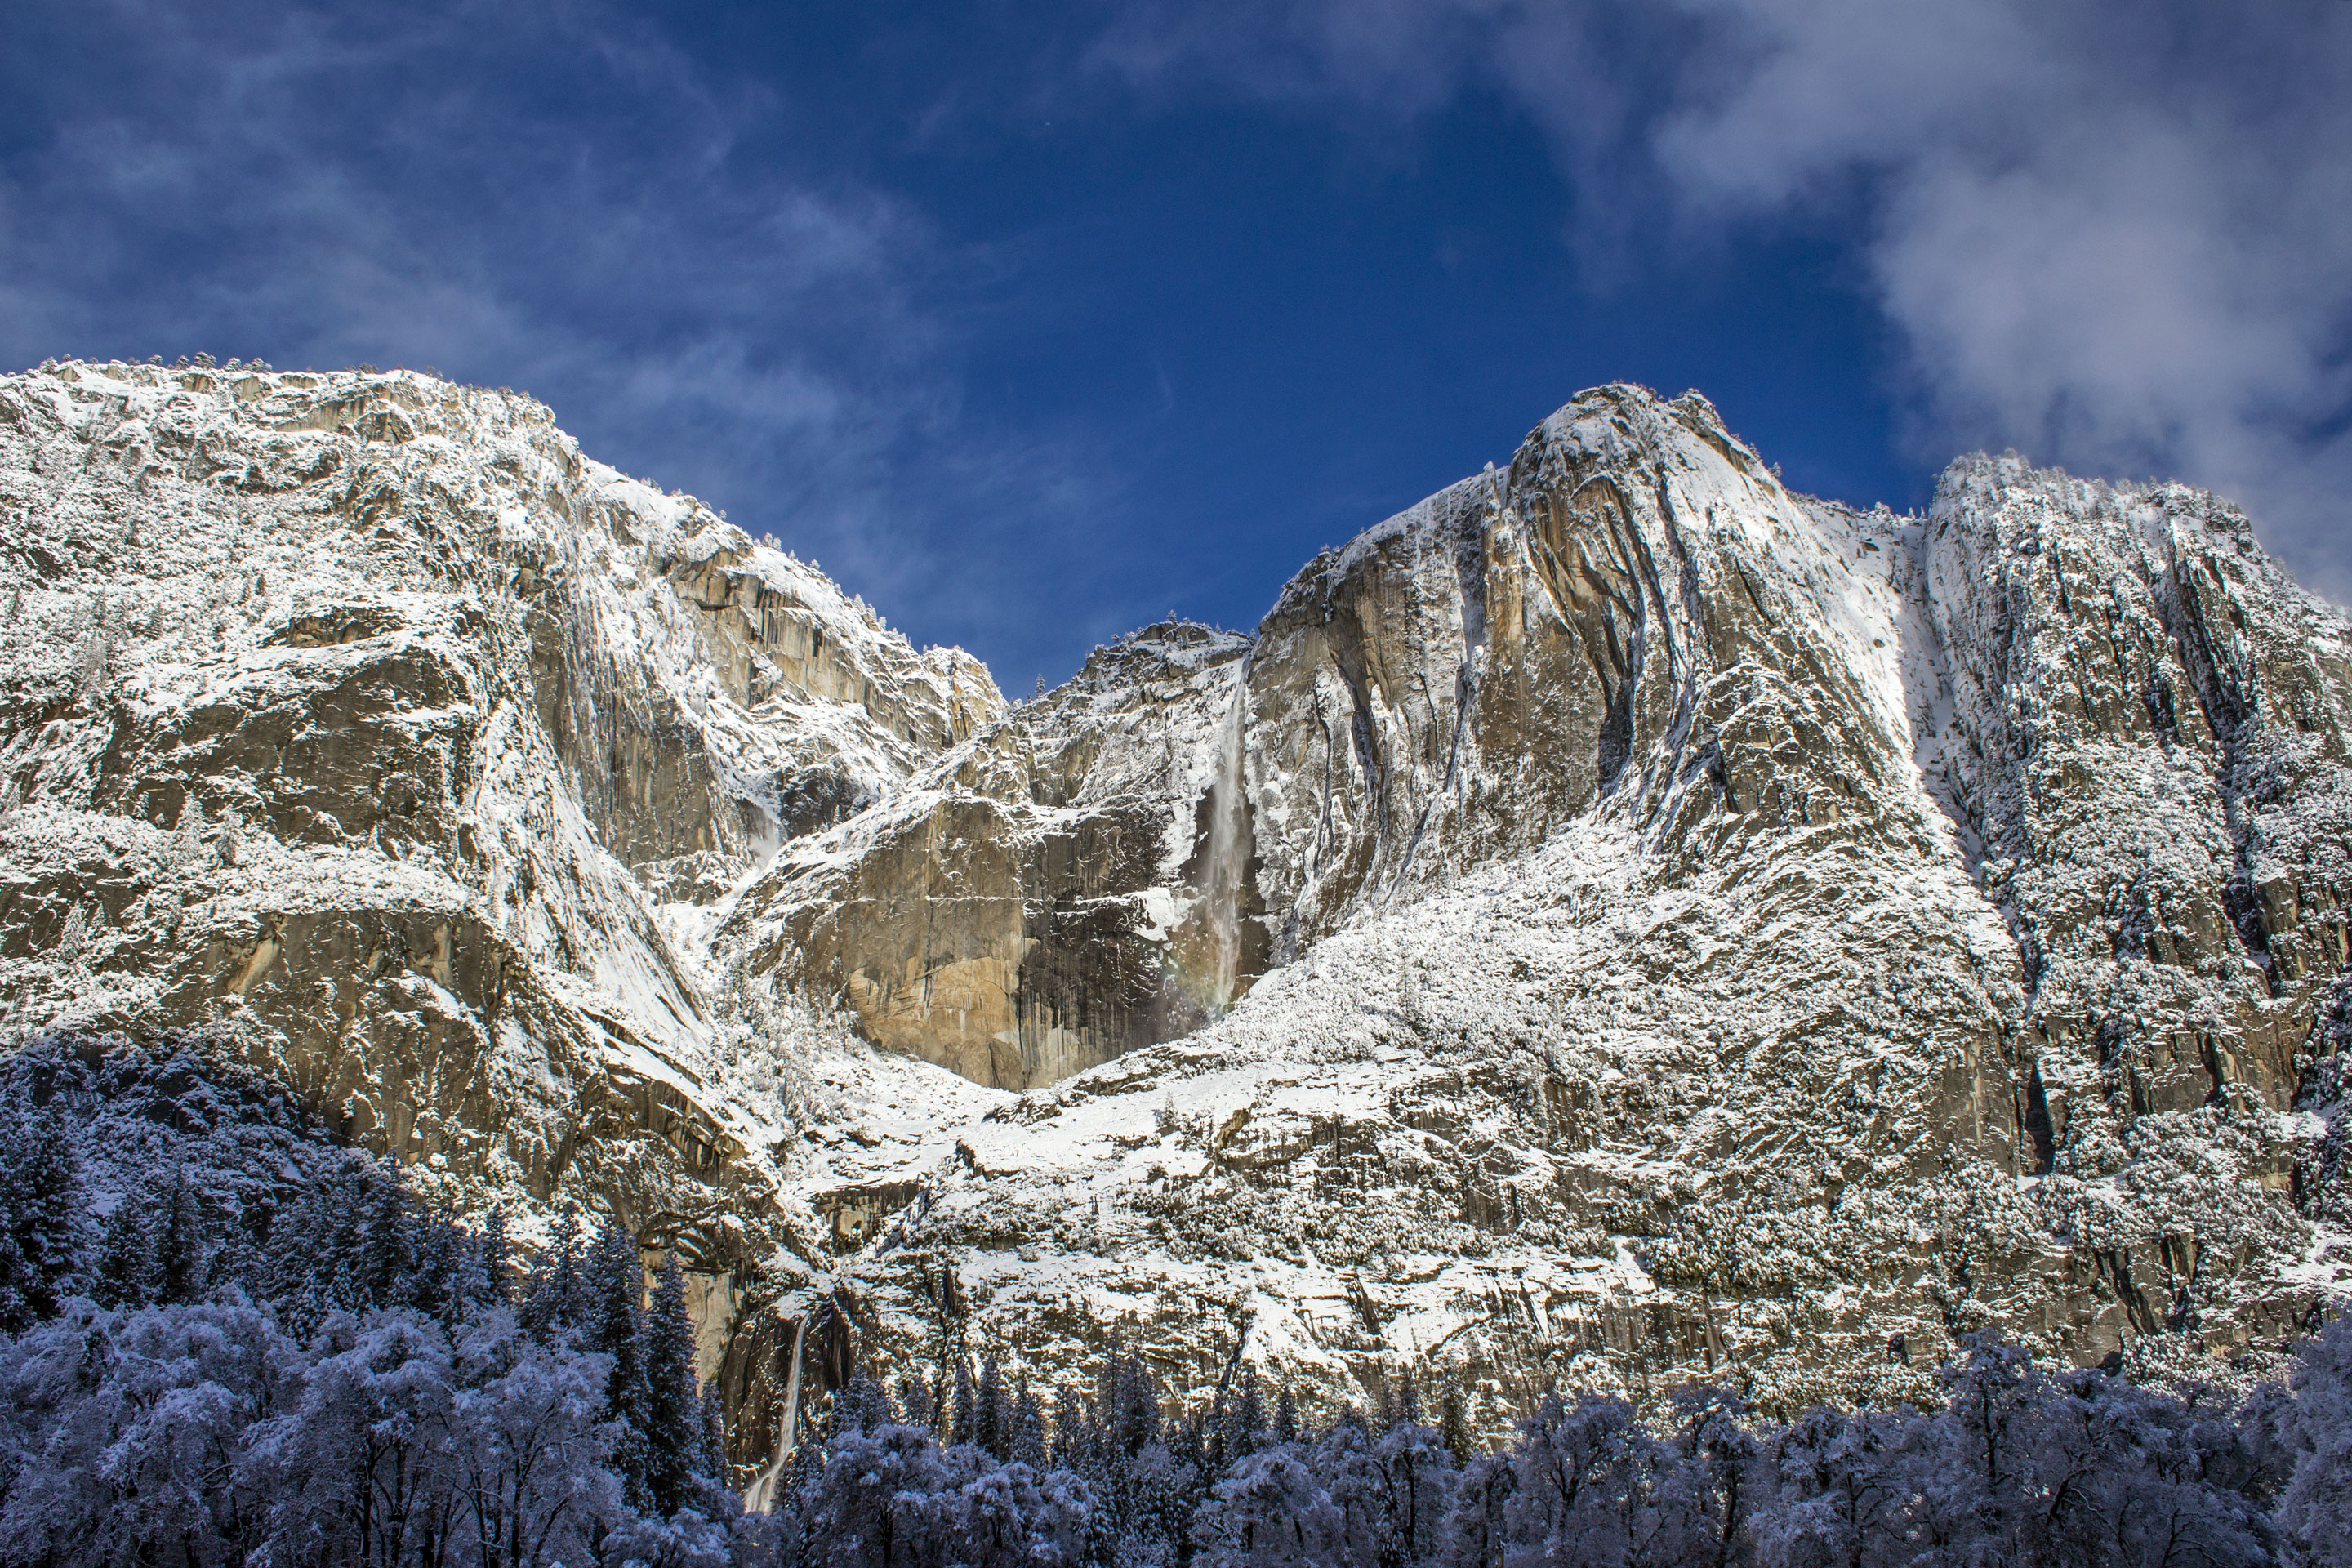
[1090,0,2352,599]
[0,0,1119,666]
[16,0,2346,674]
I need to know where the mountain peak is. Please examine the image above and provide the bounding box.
[3,363,2346,1446]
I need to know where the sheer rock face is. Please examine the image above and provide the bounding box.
[0,360,993,1300]
[6,363,2351,1440]
[725,622,1259,1089]
[1923,459,2352,1132]
[1241,390,1947,951]
[816,388,2352,1418]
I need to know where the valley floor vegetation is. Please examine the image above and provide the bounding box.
[2,1034,2348,1568]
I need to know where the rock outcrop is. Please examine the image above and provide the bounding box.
[726,621,1261,1089]
[4,362,2349,1450]
[0,359,1002,1436]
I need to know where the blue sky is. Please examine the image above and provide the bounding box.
[6,2,2347,689]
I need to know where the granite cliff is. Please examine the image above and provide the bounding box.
[3,360,2349,1464]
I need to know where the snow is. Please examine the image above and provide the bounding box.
[5,361,2348,1420]
[0,358,1011,1253]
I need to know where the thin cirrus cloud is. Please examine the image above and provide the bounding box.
[1090,0,2352,601]
[0,0,1118,672]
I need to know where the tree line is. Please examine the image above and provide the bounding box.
[768,1324,2352,1568]
[2,1036,2350,1566]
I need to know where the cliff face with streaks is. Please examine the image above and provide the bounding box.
[5,362,2350,1457]
[725,620,1262,1090]
[0,359,1005,1443]
[751,386,2352,1422]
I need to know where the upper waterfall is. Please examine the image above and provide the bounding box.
[1199,658,1257,1015]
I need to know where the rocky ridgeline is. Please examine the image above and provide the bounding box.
[2,363,2349,1463]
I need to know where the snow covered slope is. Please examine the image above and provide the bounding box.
[4,363,2348,1444]
[0,358,1000,1296]
[782,388,2352,1420]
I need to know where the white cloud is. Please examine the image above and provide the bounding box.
[1094,0,2352,598]
[0,0,1118,661]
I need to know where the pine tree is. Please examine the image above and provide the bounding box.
[1053,1381,1089,1469]
[348,1174,412,1308]
[1227,1369,1267,1459]
[0,1105,82,1331]
[261,1174,335,1329]
[481,1205,513,1305]
[586,1219,653,1510]
[831,1371,896,1434]
[951,1357,978,1447]
[521,1204,586,1342]
[1009,1382,1048,1470]
[901,1373,938,1432]
[977,1352,1007,1459]
[1102,1347,1160,1459]
[644,1254,704,1517]
[1441,1388,1474,1464]
[698,1383,732,1498]
[1274,1383,1301,1446]
[202,1217,257,1298]
[89,1200,152,1309]
[151,1165,206,1305]
[405,1205,456,1320]
[777,1429,826,1566]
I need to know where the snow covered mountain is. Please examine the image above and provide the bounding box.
[4,360,2348,1456]
[0,357,1004,1406]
